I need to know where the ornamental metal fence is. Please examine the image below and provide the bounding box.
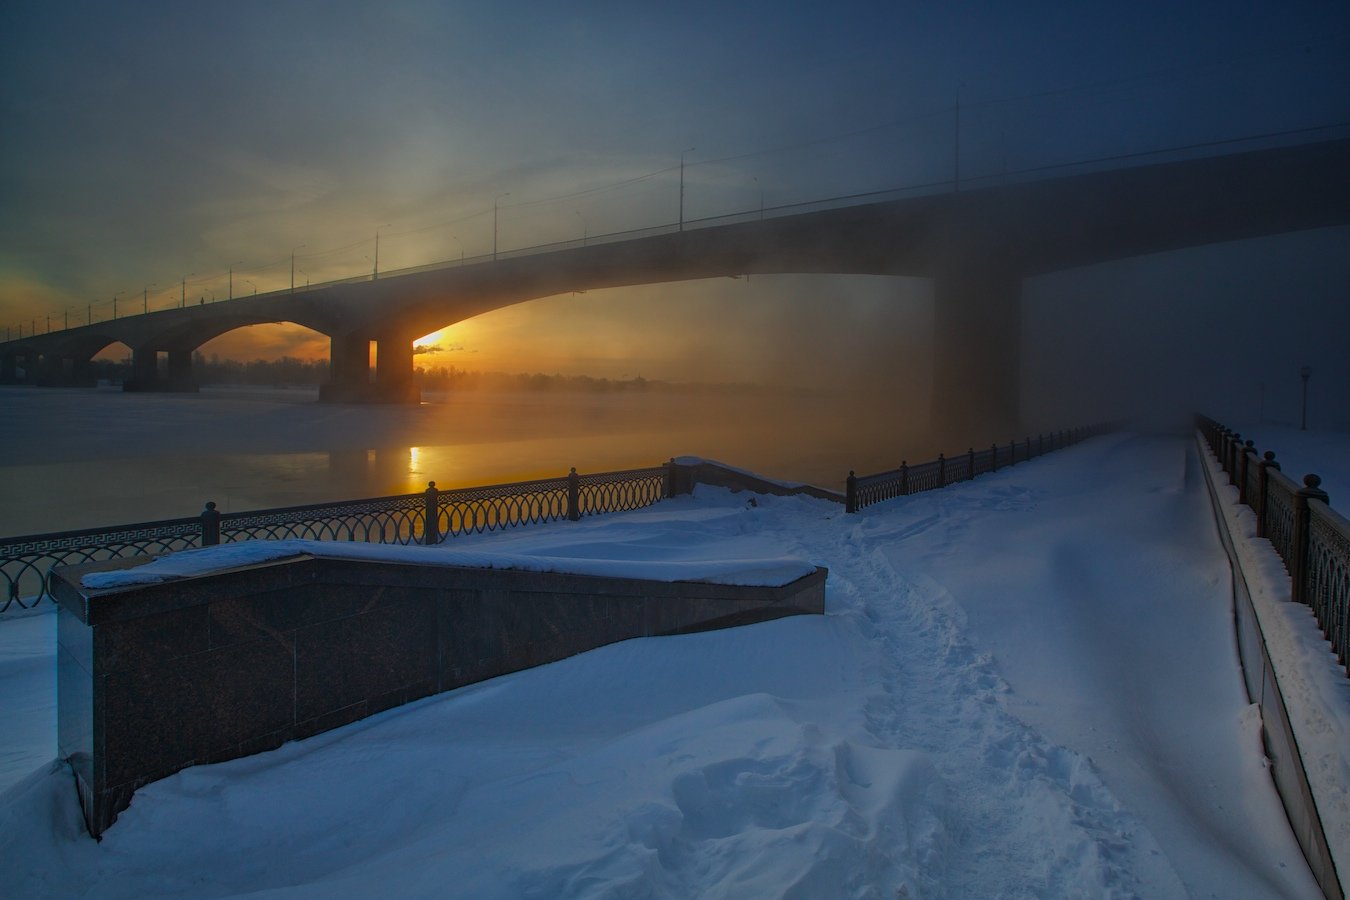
[0,465,671,615]
[845,424,1116,513]
[1197,415,1350,673]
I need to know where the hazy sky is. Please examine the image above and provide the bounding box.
[2,1,1348,399]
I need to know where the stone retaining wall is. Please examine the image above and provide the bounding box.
[53,555,826,838]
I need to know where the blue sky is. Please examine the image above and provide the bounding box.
[1,1,1347,395]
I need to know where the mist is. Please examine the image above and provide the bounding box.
[1021,225,1350,433]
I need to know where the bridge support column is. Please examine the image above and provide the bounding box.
[70,356,95,386]
[123,347,199,393]
[165,349,199,392]
[125,348,158,392]
[374,336,419,403]
[931,263,1022,445]
[319,333,419,404]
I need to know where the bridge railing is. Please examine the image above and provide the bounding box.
[845,424,1117,513]
[0,464,672,615]
[1197,415,1348,674]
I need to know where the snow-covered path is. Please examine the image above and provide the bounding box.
[0,433,1325,897]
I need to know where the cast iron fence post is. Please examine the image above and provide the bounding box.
[991,443,999,473]
[1238,441,1254,505]
[967,447,976,480]
[938,453,946,487]
[201,502,220,546]
[1291,474,1329,606]
[1228,433,1242,482]
[845,471,857,513]
[900,461,909,495]
[567,467,581,521]
[666,458,678,498]
[1256,451,1279,538]
[423,481,441,545]
[1010,438,1017,465]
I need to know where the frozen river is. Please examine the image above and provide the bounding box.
[0,383,932,537]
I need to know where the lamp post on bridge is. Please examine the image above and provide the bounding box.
[373,225,391,279]
[1301,365,1312,431]
[181,274,195,309]
[291,245,305,293]
[228,263,242,300]
[143,284,155,315]
[112,291,126,320]
[679,147,695,231]
[493,193,510,261]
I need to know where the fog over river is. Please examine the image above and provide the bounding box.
[0,384,937,537]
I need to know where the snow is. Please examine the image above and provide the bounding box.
[0,432,1337,898]
[1199,432,1350,881]
[78,538,819,591]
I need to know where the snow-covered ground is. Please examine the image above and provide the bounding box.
[0,431,1340,897]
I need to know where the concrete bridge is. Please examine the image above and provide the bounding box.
[3,136,1348,439]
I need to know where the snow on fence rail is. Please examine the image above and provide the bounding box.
[0,465,670,614]
[1198,414,1350,675]
[845,423,1117,513]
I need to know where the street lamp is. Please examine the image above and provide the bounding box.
[1300,365,1312,431]
[112,290,126,320]
[494,193,510,260]
[228,263,242,300]
[143,284,156,315]
[181,274,195,308]
[679,147,695,231]
[291,245,305,293]
[374,225,391,279]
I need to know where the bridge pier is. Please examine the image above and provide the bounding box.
[319,333,420,404]
[123,346,199,393]
[35,353,96,388]
[930,263,1022,444]
[1,352,19,383]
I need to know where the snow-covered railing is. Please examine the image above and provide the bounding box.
[845,425,1116,513]
[1197,415,1349,673]
[0,464,671,615]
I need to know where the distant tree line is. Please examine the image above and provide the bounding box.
[87,354,775,394]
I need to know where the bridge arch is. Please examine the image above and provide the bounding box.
[2,137,1346,433]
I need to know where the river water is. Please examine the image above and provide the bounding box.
[0,384,935,537]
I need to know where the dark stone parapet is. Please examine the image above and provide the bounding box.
[52,553,826,838]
